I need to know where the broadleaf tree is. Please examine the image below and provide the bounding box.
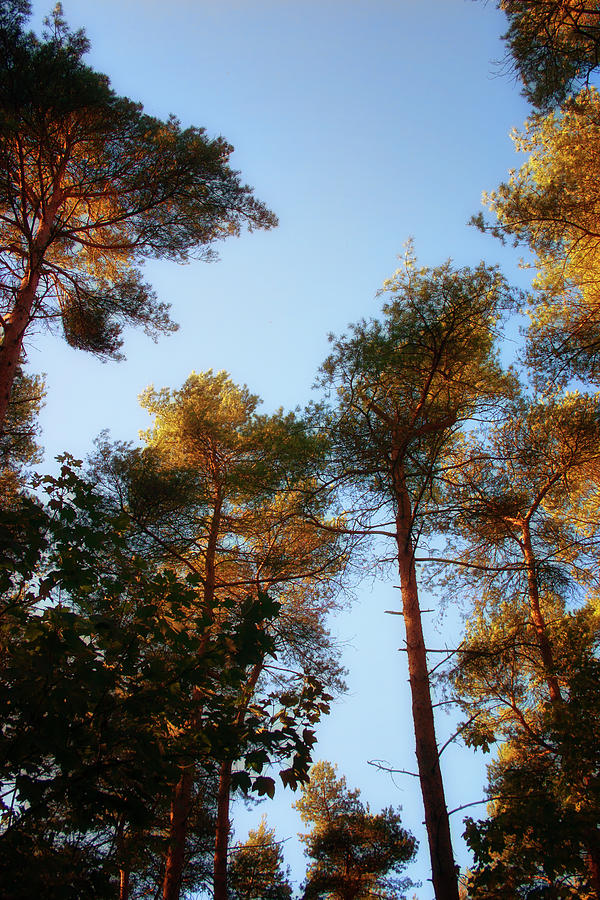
[0,459,284,899]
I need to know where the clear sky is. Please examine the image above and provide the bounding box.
[26,0,533,895]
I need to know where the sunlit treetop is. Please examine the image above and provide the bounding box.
[138,370,326,498]
[474,87,600,384]
[229,817,293,900]
[318,250,518,529]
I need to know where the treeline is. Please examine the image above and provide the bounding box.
[1,1,600,899]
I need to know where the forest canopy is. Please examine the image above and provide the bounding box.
[2,1,600,899]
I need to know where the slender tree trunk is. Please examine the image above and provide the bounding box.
[119,866,131,900]
[162,768,194,900]
[521,523,562,703]
[393,468,459,900]
[213,658,264,900]
[213,759,232,900]
[520,525,600,892]
[162,492,224,900]
[116,817,131,900]
[0,192,63,429]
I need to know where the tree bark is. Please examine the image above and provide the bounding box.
[213,759,232,900]
[393,467,459,900]
[162,768,194,900]
[116,816,131,900]
[520,524,600,894]
[521,523,563,703]
[0,190,64,429]
[162,492,223,900]
[213,658,264,900]
[585,830,600,898]
[119,866,131,900]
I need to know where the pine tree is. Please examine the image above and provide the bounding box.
[229,818,293,900]
[296,761,416,900]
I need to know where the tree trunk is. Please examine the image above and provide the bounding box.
[521,523,562,703]
[585,830,600,898]
[213,759,232,900]
[119,867,131,900]
[213,659,264,900]
[116,817,131,900]
[0,191,63,430]
[162,768,194,900]
[161,494,223,899]
[521,527,600,895]
[393,469,459,900]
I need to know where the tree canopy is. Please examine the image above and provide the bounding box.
[229,817,293,900]
[474,87,600,383]
[0,1,276,427]
[492,0,600,109]
[4,2,600,898]
[295,761,416,900]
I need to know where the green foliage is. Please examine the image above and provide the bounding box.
[319,250,516,528]
[474,88,600,384]
[0,364,44,500]
[443,392,600,742]
[0,458,301,895]
[296,761,416,900]
[95,370,344,774]
[463,611,600,898]
[493,1,600,110]
[229,817,293,900]
[0,1,275,392]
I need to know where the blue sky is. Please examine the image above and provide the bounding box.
[26,0,532,895]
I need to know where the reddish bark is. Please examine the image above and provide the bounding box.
[212,659,264,900]
[162,768,194,900]
[520,526,600,893]
[521,523,563,703]
[116,818,131,900]
[213,760,232,900]
[1,257,46,426]
[119,867,131,900]
[0,188,64,429]
[586,832,600,898]
[393,465,459,900]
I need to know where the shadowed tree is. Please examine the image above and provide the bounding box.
[0,460,283,899]
[485,0,600,110]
